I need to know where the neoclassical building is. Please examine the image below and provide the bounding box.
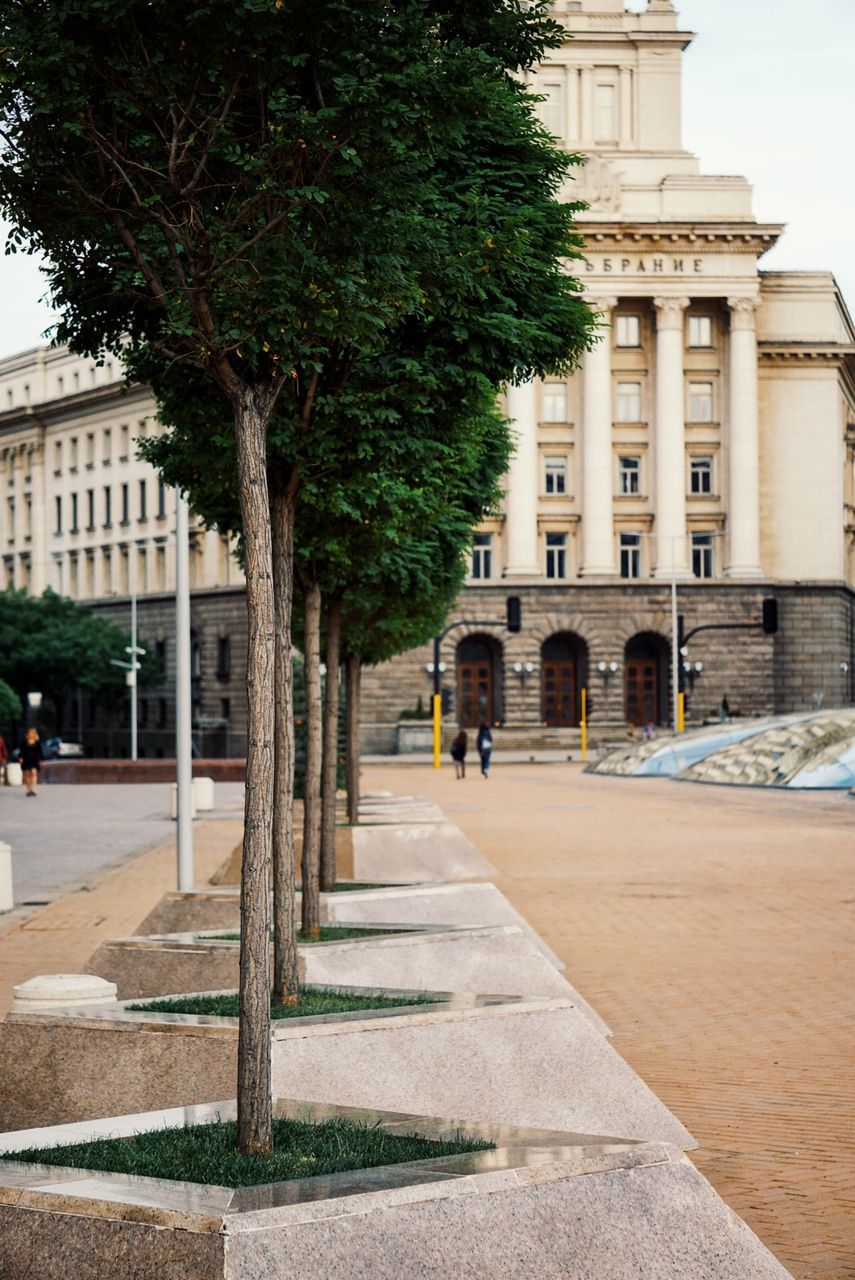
[360,0,855,748]
[1,0,853,756]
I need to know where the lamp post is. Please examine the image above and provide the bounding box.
[175,491,193,891]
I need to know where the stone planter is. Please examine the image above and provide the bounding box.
[394,720,433,753]
[0,990,684,1140]
[351,821,495,880]
[84,925,599,1021]
[134,880,565,971]
[0,1099,789,1280]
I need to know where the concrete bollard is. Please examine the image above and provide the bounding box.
[192,776,215,811]
[13,973,118,1011]
[0,842,12,912]
[170,782,196,821]
[5,762,22,787]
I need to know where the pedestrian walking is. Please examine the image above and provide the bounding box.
[20,727,43,797]
[0,732,7,785]
[476,722,493,778]
[450,729,468,779]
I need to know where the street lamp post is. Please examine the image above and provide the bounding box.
[175,491,194,891]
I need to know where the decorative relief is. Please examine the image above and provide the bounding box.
[574,155,622,214]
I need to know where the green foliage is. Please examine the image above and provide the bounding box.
[127,987,438,1019]
[0,589,156,713]
[0,678,22,724]
[3,1114,493,1189]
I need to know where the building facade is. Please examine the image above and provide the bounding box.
[360,0,855,749]
[1,0,853,756]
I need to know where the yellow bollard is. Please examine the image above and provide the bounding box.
[677,691,685,734]
[580,687,588,762]
[432,692,442,769]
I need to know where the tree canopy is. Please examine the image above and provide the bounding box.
[0,678,22,726]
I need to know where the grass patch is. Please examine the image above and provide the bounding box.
[2,1114,493,1188]
[127,987,439,1020]
[293,881,389,892]
[199,926,403,944]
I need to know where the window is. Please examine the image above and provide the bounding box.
[139,698,148,728]
[217,636,231,680]
[120,483,129,524]
[120,425,129,459]
[85,432,95,468]
[471,532,493,580]
[688,382,714,423]
[86,489,95,530]
[137,545,148,593]
[56,375,64,396]
[158,697,168,728]
[102,429,112,464]
[119,545,129,593]
[72,370,80,390]
[155,544,166,589]
[688,316,713,348]
[620,533,641,580]
[102,548,112,593]
[103,486,112,528]
[618,456,641,496]
[692,532,715,579]
[594,84,617,142]
[615,315,640,348]
[616,382,642,423]
[24,493,32,539]
[156,639,167,677]
[85,551,95,596]
[191,636,202,679]
[545,532,567,580]
[544,455,567,495]
[541,383,567,423]
[539,83,564,139]
[54,496,62,535]
[690,456,713,495]
[157,478,167,518]
[69,553,79,597]
[69,437,78,471]
[70,493,79,533]
[53,441,62,474]
[5,497,14,543]
[89,366,97,387]
[138,479,147,521]
[221,698,231,723]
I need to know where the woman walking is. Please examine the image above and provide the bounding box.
[20,727,43,797]
[450,729,468,780]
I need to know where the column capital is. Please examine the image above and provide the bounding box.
[587,295,619,315]
[653,296,690,329]
[727,295,762,331]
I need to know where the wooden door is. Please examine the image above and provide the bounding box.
[458,661,493,727]
[625,659,659,727]
[542,660,576,727]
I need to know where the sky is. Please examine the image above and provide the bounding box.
[1,0,853,359]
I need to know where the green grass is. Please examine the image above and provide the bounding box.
[295,881,389,892]
[2,1115,493,1189]
[199,926,403,944]
[127,987,439,1020]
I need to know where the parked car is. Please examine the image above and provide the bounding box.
[42,737,86,760]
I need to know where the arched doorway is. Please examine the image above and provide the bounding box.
[457,635,502,727]
[624,632,669,727]
[541,633,588,726]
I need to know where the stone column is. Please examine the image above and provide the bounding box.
[726,296,763,578]
[581,298,617,576]
[653,296,691,577]
[28,436,47,595]
[503,380,540,577]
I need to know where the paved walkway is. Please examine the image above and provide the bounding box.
[364,763,855,1280]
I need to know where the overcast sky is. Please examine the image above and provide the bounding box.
[1,0,852,359]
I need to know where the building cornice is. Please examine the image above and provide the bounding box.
[0,381,151,436]
[578,223,784,255]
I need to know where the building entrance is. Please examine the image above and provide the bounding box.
[456,635,501,727]
[624,632,669,727]
[541,633,587,726]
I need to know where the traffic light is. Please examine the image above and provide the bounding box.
[506,596,522,633]
[762,598,778,635]
[441,687,454,716]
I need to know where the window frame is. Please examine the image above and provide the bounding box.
[615,315,641,348]
[545,531,567,580]
[619,532,642,580]
[689,456,714,496]
[687,381,714,424]
[616,381,642,424]
[541,383,568,424]
[691,532,715,579]
[618,455,641,496]
[471,532,493,581]
[543,454,568,496]
[687,315,713,348]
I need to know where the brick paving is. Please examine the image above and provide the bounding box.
[365,763,855,1280]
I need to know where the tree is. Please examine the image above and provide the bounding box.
[0,678,22,726]
[1,0,590,1155]
[0,589,154,727]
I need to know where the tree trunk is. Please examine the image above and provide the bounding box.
[319,596,342,891]
[300,581,323,936]
[345,653,361,825]
[234,391,275,1157]
[271,474,299,1005]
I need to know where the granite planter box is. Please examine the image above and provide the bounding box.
[0,1099,790,1280]
[85,924,600,1022]
[0,991,685,1143]
[350,820,495,881]
[135,880,564,971]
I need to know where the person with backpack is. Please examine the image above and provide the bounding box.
[450,729,468,780]
[476,722,493,778]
